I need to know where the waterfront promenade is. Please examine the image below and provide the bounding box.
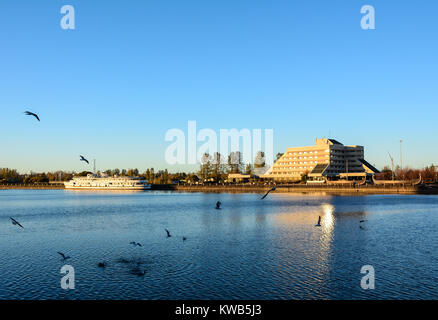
[172,184,438,195]
[2,183,438,194]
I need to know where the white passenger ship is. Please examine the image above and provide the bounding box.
[64,173,152,190]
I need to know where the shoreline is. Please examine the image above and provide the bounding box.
[1,184,438,195]
[0,184,65,190]
[172,185,438,195]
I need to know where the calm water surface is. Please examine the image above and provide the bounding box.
[0,190,437,300]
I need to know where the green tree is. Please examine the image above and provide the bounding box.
[211,152,225,182]
[228,151,243,174]
[76,171,92,177]
[254,151,266,168]
[127,168,139,176]
[144,168,151,181]
[245,163,253,175]
[0,168,22,182]
[199,153,212,181]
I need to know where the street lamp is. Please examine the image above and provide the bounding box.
[388,152,395,182]
[400,140,403,180]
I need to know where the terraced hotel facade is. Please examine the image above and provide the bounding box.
[262,138,379,182]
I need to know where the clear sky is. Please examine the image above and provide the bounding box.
[1,0,437,173]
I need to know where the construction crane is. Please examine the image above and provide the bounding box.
[388,152,395,181]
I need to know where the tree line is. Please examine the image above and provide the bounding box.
[0,168,73,184]
[0,168,187,185]
[376,165,437,182]
[2,160,436,185]
[0,151,267,185]
[197,151,266,182]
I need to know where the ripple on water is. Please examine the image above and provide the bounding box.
[0,191,438,299]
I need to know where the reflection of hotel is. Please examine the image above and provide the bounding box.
[262,138,379,182]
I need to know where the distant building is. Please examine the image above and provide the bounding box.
[262,138,379,182]
[227,173,257,183]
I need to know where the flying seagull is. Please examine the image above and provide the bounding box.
[24,111,40,121]
[79,155,89,164]
[315,216,321,227]
[57,252,71,260]
[261,187,276,200]
[216,201,221,210]
[10,217,24,228]
[165,229,171,238]
[130,241,142,247]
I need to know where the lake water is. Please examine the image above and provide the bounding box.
[0,190,437,300]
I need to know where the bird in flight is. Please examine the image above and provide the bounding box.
[315,216,322,227]
[130,241,142,247]
[261,186,276,200]
[79,155,89,164]
[57,252,71,260]
[24,111,40,121]
[10,217,24,228]
[216,201,221,210]
[165,229,171,238]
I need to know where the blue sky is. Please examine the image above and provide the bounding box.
[1,1,437,173]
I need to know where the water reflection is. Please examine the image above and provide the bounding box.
[321,203,335,232]
[0,191,437,299]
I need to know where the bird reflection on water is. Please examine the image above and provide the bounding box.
[1,190,437,299]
